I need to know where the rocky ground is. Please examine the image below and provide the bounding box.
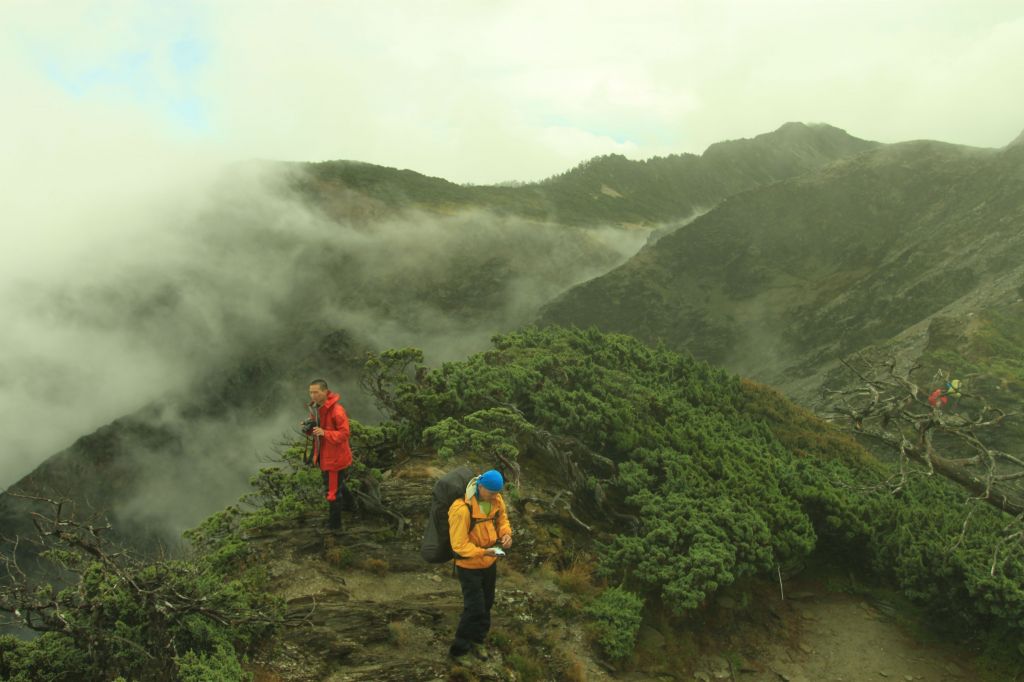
[241,464,991,682]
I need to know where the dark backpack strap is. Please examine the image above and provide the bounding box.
[465,500,480,530]
[467,505,501,533]
[454,503,502,564]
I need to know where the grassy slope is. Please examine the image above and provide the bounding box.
[539,142,1024,389]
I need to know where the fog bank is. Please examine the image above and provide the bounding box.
[1,158,647,542]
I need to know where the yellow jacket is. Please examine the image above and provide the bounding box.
[448,492,512,569]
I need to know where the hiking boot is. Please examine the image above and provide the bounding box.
[449,643,473,664]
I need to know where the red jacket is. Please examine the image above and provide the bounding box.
[310,392,352,471]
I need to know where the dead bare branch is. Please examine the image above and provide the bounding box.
[1,493,279,639]
[822,356,1024,516]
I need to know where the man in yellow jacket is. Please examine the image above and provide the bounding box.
[448,469,513,659]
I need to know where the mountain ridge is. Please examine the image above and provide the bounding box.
[538,137,1024,394]
[295,122,879,228]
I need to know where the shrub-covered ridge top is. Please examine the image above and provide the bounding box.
[5,325,1022,679]
[367,325,1024,643]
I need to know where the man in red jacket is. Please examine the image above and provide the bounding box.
[307,379,354,531]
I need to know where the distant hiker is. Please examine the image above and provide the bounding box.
[928,378,963,410]
[928,387,948,409]
[946,378,963,405]
[305,379,353,531]
[448,469,513,660]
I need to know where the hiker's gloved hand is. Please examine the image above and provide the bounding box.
[500,533,512,549]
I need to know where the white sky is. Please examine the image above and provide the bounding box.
[3,0,1022,186]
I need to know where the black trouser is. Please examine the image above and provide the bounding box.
[321,468,350,529]
[451,563,497,656]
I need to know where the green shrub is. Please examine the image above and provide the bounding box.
[359,326,1024,654]
[0,633,91,682]
[175,643,250,682]
[585,587,644,660]
[1,452,298,680]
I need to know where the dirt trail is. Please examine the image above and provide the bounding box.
[686,579,982,682]
[243,470,616,682]
[787,593,974,681]
[244,471,990,682]
[755,596,975,682]
[253,531,986,681]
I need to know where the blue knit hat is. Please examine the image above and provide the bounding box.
[478,469,504,492]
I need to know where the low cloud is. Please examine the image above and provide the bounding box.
[0,158,649,542]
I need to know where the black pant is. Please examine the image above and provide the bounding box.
[451,563,497,656]
[321,469,350,529]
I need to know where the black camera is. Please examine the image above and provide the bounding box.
[301,417,317,435]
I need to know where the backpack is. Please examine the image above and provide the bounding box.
[420,466,501,563]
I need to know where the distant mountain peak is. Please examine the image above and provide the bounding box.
[775,121,839,133]
[700,121,877,163]
[759,121,862,144]
[540,133,1023,397]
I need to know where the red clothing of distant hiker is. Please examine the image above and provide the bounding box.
[311,391,353,473]
[307,382,353,531]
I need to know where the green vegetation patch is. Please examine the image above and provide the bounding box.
[585,586,645,660]
[9,324,1021,677]
[0,453,306,682]
[360,325,1024,660]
